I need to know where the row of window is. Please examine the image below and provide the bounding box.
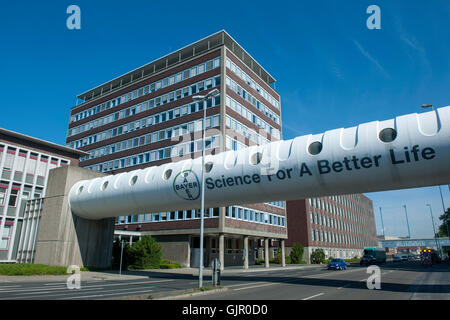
[116,205,286,228]
[226,57,280,110]
[311,247,365,259]
[69,76,221,150]
[226,94,280,140]
[311,228,375,247]
[68,75,221,139]
[0,181,44,208]
[310,210,374,236]
[85,134,221,173]
[80,110,221,162]
[308,196,374,227]
[71,57,221,123]
[226,115,271,146]
[67,77,220,148]
[226,77,280,126]
[226,205,286,227]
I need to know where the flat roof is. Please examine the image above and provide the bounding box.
[0,127,89,156]
[75,30,277,106]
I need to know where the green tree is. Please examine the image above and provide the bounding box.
[128,236,162,269]
[437,207,450,238]
[289,243,304,264]
[310,249,326,264]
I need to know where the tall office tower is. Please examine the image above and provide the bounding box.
[0,128,86,262]
[286,194,378,263]
[65,31,285,268]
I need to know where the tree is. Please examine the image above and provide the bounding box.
[437,207,450,238]
[311,249,326,264]
[128,236,162,269]
[290,243,304,264]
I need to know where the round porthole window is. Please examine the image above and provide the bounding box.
[205,162,213,173]
[250,152,262,165]
[163,169,172,180]
[308,141,323,155]
[130,175,138,186]
[379,128,397,143]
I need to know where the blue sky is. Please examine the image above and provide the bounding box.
[0,1,449,238]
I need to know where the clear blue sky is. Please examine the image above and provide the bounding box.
[0,1,449,238]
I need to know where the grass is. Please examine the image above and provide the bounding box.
[0,264,69,276]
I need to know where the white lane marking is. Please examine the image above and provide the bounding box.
[337,284,350,289]
[233,283,275,291]
[301,293,324,300]
[60,288,154,300]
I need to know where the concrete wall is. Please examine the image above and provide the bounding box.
[34,166,115,268]
[154,235,191,267]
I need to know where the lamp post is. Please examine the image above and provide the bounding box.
[426,204,441,254]
[379,207,385,237]
[192,88,220,288]
[402,205,411,238]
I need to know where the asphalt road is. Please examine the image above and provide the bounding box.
[184,261,450,300]
[0,261,448,300]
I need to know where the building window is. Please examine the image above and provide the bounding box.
[0,224,11,250]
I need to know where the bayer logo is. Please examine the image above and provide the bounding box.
[173,170,200,200]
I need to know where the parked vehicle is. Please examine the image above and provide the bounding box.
[328,258,347,270]
[401,254,408,262]
[393,255,402,263]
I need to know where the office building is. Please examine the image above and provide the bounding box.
[286,194,377,263]
[0,128,86,262]
[65,30,286,268]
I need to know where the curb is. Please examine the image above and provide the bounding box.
[109,287,229,300]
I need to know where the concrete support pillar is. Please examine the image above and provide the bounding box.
[264,238,269,268]
[219,233,224,271]
[281,239,286,267]
[130,236,133,245]
[34,166,114,268]
[243,236,249,269]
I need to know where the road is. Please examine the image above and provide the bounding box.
[185,261,450,300]
[0,261,448,300]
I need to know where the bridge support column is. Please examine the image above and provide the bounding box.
[243,236,249,269]
[264,238,270,268]
[34,166,115,269]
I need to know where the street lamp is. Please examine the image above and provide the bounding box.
[426,204,441,255]
[192,88,220,288]
[379,207,385,237]
[402,205,411,238]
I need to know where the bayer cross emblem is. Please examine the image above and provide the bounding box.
[173,170,200,200]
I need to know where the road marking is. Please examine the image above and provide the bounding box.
[301,293,324,300]
[233,283,275,291]
[60,288,154,300]
[337,284,350,289]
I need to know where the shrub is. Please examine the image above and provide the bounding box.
[311,249,326,264]
[273,250,291,264]
[128,236,162,269]
[255,259,265,265]
[160,259,182,269]
[290,243,305,264]
[0,264,68,276]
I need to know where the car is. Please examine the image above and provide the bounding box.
[401,255,408,262]
[393,255,402,263]
[360,255,376,266]
[328,258,347,270]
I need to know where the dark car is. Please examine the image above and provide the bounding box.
[328,258,347,270]
[360,255,376,266]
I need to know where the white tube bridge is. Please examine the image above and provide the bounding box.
[69,106,450,220]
